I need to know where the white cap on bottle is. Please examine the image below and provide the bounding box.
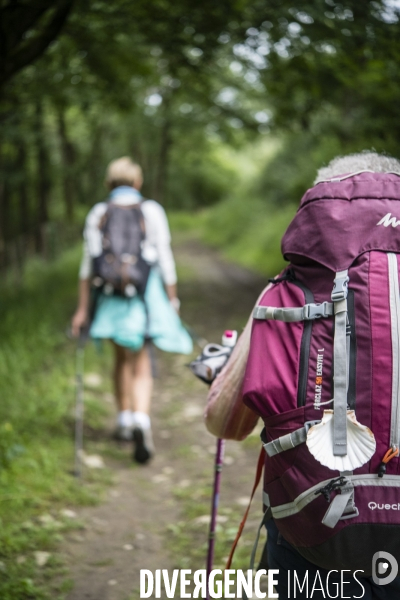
[222,330,238,347]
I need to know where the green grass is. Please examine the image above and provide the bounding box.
[0,246,113,600]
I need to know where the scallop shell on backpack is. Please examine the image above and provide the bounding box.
[306,410,376,472]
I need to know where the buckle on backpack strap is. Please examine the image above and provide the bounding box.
[340,506,359,520]
[262,421,321,457]
[303,302,333,320]
[304,420,321,433]
[331,273,349,302]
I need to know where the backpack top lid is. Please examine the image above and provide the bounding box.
[282,171,400,271]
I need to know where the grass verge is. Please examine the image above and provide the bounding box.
[0,247,113,600]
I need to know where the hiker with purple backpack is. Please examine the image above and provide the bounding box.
[72,157,192,463]
[205,152,400,598]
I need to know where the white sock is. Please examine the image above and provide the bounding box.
[132,411,151,430]
[118,410,133,428]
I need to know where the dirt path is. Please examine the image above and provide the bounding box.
[62,240,268,600]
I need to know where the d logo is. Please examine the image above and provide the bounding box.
[372,551,398,585]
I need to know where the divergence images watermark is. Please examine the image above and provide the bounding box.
[140,555,399,598]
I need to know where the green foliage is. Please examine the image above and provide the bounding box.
[168,135,239,209]
[3,0,400,275]
[1,250,77,435]
[169,130,351,276]
[0,247,113,599]
[250,1,400,149]
[0,422,22,471]
[176,194,296,277]
[0,245,115,447]
[0,0,268,276]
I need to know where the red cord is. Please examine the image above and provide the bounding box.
[225,446,265,570]
[382,447,399,464]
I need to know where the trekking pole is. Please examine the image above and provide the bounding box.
[74,329,86,478]
[70,287,99,478]
[188,329,238,596]
[206,437,225,598]
[188,329,238,587]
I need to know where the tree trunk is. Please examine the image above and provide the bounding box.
[0,0,74,91]
[0,137,11,270]
[35,101,51,253]
[17,140,29,235]
[57,108,76,221]
[0,179,9,271]
[87,122,103,205]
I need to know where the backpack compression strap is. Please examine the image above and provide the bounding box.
[253,270,350,458]
[261,421,321,457]
[331,270,349,457]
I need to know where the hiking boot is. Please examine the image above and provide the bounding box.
[132,425,154,464]
[113,425,133,442]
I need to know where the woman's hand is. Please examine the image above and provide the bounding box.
[169,297,181,314]
[165,283,180,314]
[72,278,91,337]
[71,308,88,338]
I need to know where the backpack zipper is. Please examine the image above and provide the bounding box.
[272,474,400,520]
[388,253,400,451]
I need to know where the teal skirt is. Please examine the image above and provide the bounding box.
[90,270,193,354]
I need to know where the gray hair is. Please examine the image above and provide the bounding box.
[314,151,400,184]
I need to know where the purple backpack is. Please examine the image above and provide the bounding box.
[243,171,400,575]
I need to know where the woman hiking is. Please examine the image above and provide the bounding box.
[204,152,400,598]
[72,157,192,463]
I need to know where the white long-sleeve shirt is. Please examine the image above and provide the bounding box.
[79,187,177,285]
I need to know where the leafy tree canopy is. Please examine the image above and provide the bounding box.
[1,0,400,271]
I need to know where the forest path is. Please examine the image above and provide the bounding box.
[62,239,268,600]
